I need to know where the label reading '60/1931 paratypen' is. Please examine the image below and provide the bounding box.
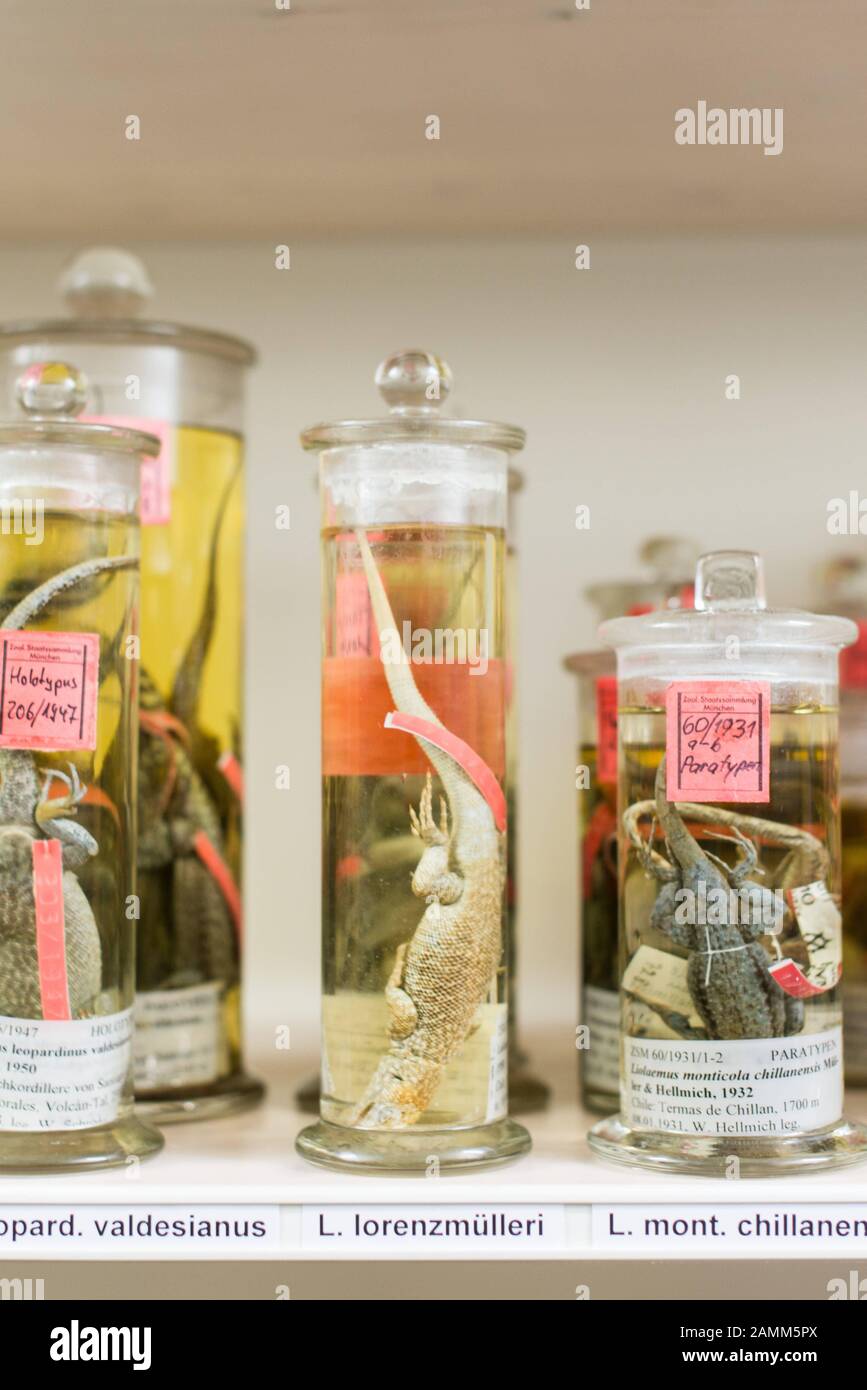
[665,680,771,803]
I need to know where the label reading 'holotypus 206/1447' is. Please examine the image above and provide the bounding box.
[665,680,771,803]
[0,632,100,751]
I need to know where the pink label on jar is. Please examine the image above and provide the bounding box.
[32,839,71,1021]
[595,675,618,784]
[0,631,100,751]
[83,415,172,526]
[841,619,867,691]
[665,680,771,803]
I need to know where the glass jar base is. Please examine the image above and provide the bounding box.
[136,1071,266,1126]
[295,1073,551,1118]
[588,1113,867,1177]
[508,1065,551,1115]
[296,1117,532,1173]
[0,1115,164,1174]
[582,1086,619,1117]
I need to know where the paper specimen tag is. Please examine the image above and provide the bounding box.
[485,1004,508,1122]
[582,985,620,1094]
[595,676,618,784]
[0,1009,132,1132]
[769,881,843,998]
[31,840,70,1022]
[665,680,771,803]
[622,944,704,1030]
[0,631,99,751]
[134,983,222,1090]
[84,415,172,526]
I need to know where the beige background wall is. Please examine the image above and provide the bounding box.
[1,235,864,1050]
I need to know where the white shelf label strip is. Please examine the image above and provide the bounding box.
[593,1203,867,1253]
[2,1202,867,1258]
[302,1204,566,1253]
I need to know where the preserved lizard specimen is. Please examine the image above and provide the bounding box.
[624,757,811,1039]
[0,556,135,1019]
[348,529,504,1129]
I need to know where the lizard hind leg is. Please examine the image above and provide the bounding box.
[385,942,418,1040]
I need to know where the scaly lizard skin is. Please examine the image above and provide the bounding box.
[632,758,804,1040]
[137,669,238,990]
[347,529,505,1130]
[0,556,135,1019]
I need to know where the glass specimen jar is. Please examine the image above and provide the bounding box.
[589,550,867,1176]
[297,349,532,1172]
[504,465,549,1114]
[568,538,700,1114]
[819,557,867,1084]
[0,249,262,1123]
[292,463,551,1120]
[0,361,163,1171]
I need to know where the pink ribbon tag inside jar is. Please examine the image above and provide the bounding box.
[769,882,843,998]
[32,839,71,1021]
[0,631,100,751]
[665,680,771,803]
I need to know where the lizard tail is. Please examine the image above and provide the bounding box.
[354,528,497,854]
[2,555,138,632]
[654,756,707,870]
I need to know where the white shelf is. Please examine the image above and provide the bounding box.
[2,1034,867,1261]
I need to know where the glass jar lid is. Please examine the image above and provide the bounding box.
[0,247,256,367]
[585,535,700,620]
[0,362,160,457]
[600,550,857,651]
[300,349,526,453]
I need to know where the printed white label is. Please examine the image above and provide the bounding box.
[0,1010,132,1132]
[486,1004,508,1122]
[303,1204,565,1253]
[583,985,620,1095]
[623,1027,843,1136]
[0,1205,279,1255]
[594,1203,867,1253]
[133,984,221,1090]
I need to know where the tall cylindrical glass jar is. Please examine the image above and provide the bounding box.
[819,557,867,1084]
[589,550,867,1175]
[297,350,531,1171]
[0,362,162,1170]
[0,250,261,1123]
[504,467,549,1113]
[567,538,700,1114]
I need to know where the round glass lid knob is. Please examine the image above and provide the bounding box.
[59,246,154,317]
[16,361,88,418]
[375,349,453,413]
